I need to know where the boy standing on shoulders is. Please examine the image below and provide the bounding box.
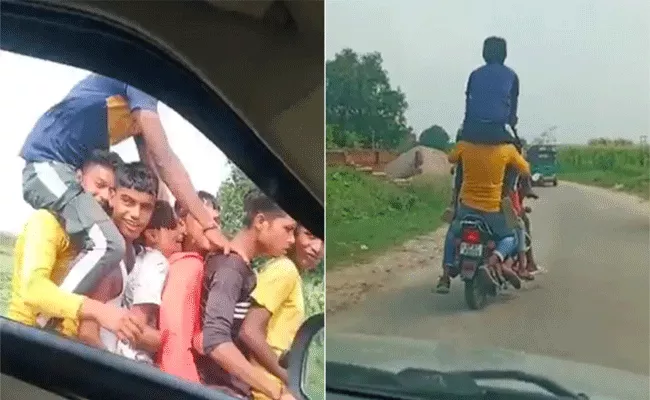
[18,74,229,322]
[7,150,142,343]
[193,189,297,400]
[240,224,324,400]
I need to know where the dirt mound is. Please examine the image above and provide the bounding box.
[384,146,451,179]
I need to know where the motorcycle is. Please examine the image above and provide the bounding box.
[449,205,533,310]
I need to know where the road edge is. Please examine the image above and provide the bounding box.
[326,226,448,316]
[558,180,650,214]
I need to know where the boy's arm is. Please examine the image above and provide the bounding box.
[133,135,170,202]
[125,86,228,252]
[77,273,119,350]
[240,262,298,384]
[240,307,288,384]
[130,304,161,353]
[509,73,520,128]
[21,213,142,341]
[508,145,531,176]
[464,71,474,121]
[448,142,464,164]
[21,213,86,320]
[203,263,284,400]
[129,250,169,353]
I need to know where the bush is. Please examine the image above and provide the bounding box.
[326,167,450,268]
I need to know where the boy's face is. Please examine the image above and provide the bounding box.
[293,226,323,271]
[254,212,297,258]
[181,202,219,252]
[143,220,184,258]
[78,164,115,212]
[204,199,221,227]
[110,187,156,241]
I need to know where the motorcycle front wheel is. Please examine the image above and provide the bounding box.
[464,278,488,310]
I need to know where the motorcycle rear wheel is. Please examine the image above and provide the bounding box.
[464,278,488,310]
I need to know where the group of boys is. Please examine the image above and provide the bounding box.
[436,36,542,294]
[7,72,322,400]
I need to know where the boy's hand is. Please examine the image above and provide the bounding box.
[95,306,143,344]
[192,331,204,355]
[278,385,297,400]
[204,227,231,255]
[278,368,289,385]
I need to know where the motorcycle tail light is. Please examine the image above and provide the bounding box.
[461,228,481,244]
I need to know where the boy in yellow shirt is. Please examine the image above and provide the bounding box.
[240,224,324,400]
[6,150,143,343]
[436,140,531,293]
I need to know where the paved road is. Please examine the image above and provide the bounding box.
[328,183,650,376]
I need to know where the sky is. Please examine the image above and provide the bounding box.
[326,0,650,144]
[0,51,231,234]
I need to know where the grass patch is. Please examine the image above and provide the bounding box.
[558,170,649,199]
[557,146,649,199]
[326,166,451,269]
[0,239,14,316]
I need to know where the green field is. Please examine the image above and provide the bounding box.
[557,146,650,198]
[326,166,451,268]
[0,235,14,316]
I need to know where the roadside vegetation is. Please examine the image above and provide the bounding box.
[326,167,450,268]
[558,145,649,199]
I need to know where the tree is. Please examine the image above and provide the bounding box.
[217,161,258,237]
[326,48,412,149]
[326,124,362,149]
[395,131,418,153]
[419,125,450,151]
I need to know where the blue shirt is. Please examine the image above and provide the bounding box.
[463,63,519,126]
[20,74,158,168]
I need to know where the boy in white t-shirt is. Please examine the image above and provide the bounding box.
[116,200,183,363]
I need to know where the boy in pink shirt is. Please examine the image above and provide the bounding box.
[156,191,220,382]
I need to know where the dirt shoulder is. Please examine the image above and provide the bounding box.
[326,226,447,315]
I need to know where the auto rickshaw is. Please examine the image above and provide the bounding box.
[527,144,558,186]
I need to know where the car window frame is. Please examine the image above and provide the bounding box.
[0,1,323,399]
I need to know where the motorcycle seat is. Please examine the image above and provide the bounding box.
[460,213,494,236]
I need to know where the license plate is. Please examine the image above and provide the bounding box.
[459,242,483,257]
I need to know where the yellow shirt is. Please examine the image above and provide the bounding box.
[6,210,84,337]
[250,257,304,400]
[449,141,530,212]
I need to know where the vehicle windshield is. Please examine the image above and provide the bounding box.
[326,0,649,399]
[527,147,557,165]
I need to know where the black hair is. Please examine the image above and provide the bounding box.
[198,190,220,211]
[482,36,507,64]
[115,161,158,196]
[146,200,178,230]
[81,149,123,171]
[174,190,219,218]
[242,188,286,227]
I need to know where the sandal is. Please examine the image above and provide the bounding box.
[435,276,451,294]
